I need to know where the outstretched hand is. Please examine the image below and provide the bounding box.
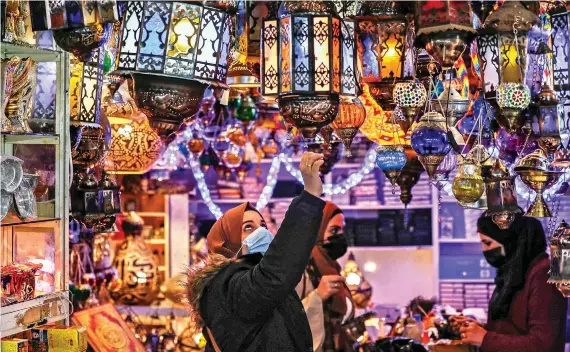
[299,152,324,197]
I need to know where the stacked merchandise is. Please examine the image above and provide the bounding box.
[241,176,264,201]
[350,171,380,205]
[382,175,432,206]
[217,179,242,200]
[439,282,495,311]
[1,325,87,351]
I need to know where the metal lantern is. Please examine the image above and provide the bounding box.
[551,6,570,100]
[434,149,457,190]
[29,0,120,31]
[71,173,103,229]
[53,23,113,62]
[69,48,105,127]
[104,119,164,175]
[396,146,425,206]
[356,15,410,109]
[482,159,520,229]
[530,83,562,158]
[116,2,233,86]
[261,1,358,140]
[452,158,485,204]
[478,0,540,95]
[410,111,451,179]
[548,220,570,297]
[331,97,367,156]
[97,172,121,233]
[415,0,476,70]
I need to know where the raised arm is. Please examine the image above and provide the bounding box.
[227,153,326,321]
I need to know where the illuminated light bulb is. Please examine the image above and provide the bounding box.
[346,272,362,286]
[363,261,377,273]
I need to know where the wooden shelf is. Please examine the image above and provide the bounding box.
[0,216,60,228]
[0,291,70,338]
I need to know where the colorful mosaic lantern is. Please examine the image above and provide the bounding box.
[411,111,451,179]
[496,83,532,133]
[392,82,428,131]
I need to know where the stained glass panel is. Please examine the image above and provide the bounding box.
[280,16,292,93]
[165,2,201,78]
[313,16,331,92]
[499,32,528,84]
[552,12,570,99]
[69,49,103,125]
[137,2,172,72]
[48,0,67,29]
[217,13,232,82]
[341,19,356,95]
[331,17,341,93]
[262,19,279,95]
[358,20,381,82]
[31,62,57,122]
[378,22,406,80]
[293,16,309,92]
[477,33,500,94]
[117,1,144,70]
[194,7,226,81]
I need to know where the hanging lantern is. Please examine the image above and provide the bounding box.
[452,158,485,204]
[482,159,520,229]
[96,172,121,233]
[415,1,476,70]
[514,149,563,217]
[104,119,164,175]
[548,220,570,297]
[411,111,451,179]
[71,173,103,228]
[28,0,120,31]
[69,48,106,128]
[261,1,358,140]
[53,23,113,62]
[434,149,458,190]
[433,71,470,126]
[376,145,407,188]
[478,1,540,99]
[392,82,428,132]
[551,6,570,100]
[235,94,258,127]
[73,113,112,172]
[496,83,532,133]
[355,15,410,109]
[112,212,159,305]
[396,146,425,206]
[331,97,367,157]
[530,83,562,158]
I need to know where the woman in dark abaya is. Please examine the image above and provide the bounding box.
[452,212,567,352]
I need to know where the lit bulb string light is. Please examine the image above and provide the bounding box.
[186,150,224,220]
[279,147,377,195]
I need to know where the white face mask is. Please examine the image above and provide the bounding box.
[239,227,274,256]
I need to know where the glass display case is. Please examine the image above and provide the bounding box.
[0,41,70,338]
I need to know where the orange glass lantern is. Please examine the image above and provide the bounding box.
[331,97,367,156]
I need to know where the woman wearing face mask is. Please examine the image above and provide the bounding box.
[186,152,326,352]
[451,213,567,352]
[296,202,354,352]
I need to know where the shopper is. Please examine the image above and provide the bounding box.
[453,213,567,352]
[186,152,327,352]
[296,202,354,352]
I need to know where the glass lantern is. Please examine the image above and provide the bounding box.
[551,6,570,100]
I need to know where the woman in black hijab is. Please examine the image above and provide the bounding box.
[453,212,567,352]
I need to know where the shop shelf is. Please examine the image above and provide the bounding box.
[0,291,70,338]
[1,134,60,145]
[439,238,481,244]
[1,41,62,61]
[0,216,60,228]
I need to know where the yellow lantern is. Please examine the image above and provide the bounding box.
[452,158,485,204]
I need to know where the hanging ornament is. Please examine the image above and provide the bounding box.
[434,149,458,191]
[103,49,113,74]
[514,149,563,217]
[376,145,407,189]
[548,220,570,297]
[411,111,451,179]
[331,97,367,157]
[227,127,247,147]
[393,82,428,132]
[496,83,532,133]
[236,94,258,128]
[452,157,485,204]
[222,144,244,169]
[482,159,520,229]
[396,146,426,206]
[188,138,206,159]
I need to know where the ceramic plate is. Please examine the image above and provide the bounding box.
[0,155,23,193]
[13,174,38,220]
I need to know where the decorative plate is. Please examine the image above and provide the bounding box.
[0,155,23,193]
[13,174,38,220]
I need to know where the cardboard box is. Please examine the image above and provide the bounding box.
[27,326,87,352]
[1,339,29,352]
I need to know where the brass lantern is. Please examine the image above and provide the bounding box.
[415,1,476,70]
[261,1,358,140]
[482,159,520,229]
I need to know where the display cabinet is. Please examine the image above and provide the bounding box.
[0,42,70,337]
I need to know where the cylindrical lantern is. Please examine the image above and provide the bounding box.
[415,1,476,70]
[550,6,570,100]
[548,220,570,297]
[411,111,451,179]
[69,48,105,127]
[261,1,358,140]
[452,158,485,204]
[531,83,562,158]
